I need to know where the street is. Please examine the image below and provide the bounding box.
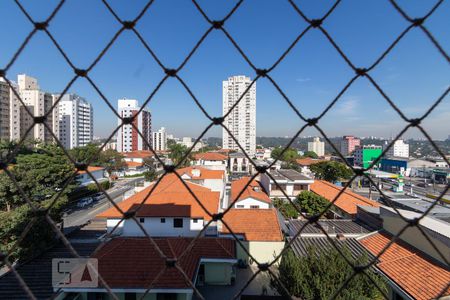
[62,177,144,233]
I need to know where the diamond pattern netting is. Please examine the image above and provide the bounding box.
[0,0,449,299]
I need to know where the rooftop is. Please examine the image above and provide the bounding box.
[221,209,283,242]
[77,166,105,175]
[124,161,143,168]
[96,174,220,220]
[287,219,371,237]
[296,157,326,166]
[268,169,313,182]
[310,180,380,216]
[381,196,450,222]
[121,150,154,159]
[231,177,271,204]
[193,152,228,161]
[359,231,450,300]
[91,237,235,290]
[177,166,225,180]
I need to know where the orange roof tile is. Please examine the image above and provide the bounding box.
[193,152,228,161]
[231,177,271,204]
[360,232,450,300]
[310,180,380,215]
[296,157,326,166]
[221,209,283,241]
[77,166,105,175]
[96,174,220,220]
[125,161,143,168]
[121,150,154,159]
[92,237,235,289]
[177,166,225,180]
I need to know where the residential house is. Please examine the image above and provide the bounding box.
[75,166,107,186]
[296,157,326,177]
[228,176,271,209]
[192,152,228,171]
[229,152,252,179]
[260,169,314,200]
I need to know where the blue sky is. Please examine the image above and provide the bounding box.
[1,0,449,140]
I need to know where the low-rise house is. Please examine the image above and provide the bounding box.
[220,208,284,264]
[358,207,450,300]
[97,174,221,237]
[229,152,252,179]
[192,152,228,171]
[62,237,237,300]
[177,166,226,200]
[260,169,314,200]
[229,176,271,209]
[75,166,107,186]
[296,157,326,177]
[310,180,381,219]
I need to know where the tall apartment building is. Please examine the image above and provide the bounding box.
[12,74,54,142]
[152,127,167,151]
[222,75,256,156]
[117,99,152,153]
[308,137,325,157]
[56,94,93,149]
[340,135,361,156]
[0,79,10,140]
[383,139,409,158]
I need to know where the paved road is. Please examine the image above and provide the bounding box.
[62,177,144,233]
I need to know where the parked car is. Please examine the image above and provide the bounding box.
[93,193,106,201]
[77,197,93,208]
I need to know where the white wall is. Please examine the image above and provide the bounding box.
[121,217,205,237]
[76,170,106,185]
[234,198,270,209]
[203,178,225,199]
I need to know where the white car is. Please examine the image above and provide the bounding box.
[77,197,93,208]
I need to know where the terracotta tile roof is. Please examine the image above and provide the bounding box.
[92,237,236,289]
[124,161,143,168]
[77,166,105,175]
[221,209,283,241]
[231,177,271,204]
[360,232,450,300]
[121,150,154,159]
[96,174,220,220]
[193,152,228,161]
[310,180,380,216]
[177,166,225,180]
[296,157,326,166]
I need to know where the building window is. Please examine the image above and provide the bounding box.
[160,218,165,223]
[193,218,198,223]
[250,205,259,209]
[173,218,183,228]
[124,293,136,300]
[139,218,145,223]
[236,205,244,208]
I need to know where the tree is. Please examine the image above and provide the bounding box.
[273,198,299,219]
[69,143,100,164]
[310,161,353,183]
[303,151,319,159]
[296,191,329,216]
[98,149,126,176]
[168,143,191,167]
[271,147,300,163]
[272,247,386,300]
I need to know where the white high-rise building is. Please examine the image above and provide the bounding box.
[13,74,54,142]
[308,137,325,157]
[384,139,409,158]
[56,94,93,149]
[152,127,167,151]
[222,75,256,156]
[117,99,152,153]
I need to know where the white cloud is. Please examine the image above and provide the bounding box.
[296,77,311,83]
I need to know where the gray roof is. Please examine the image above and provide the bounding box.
[381,196,450,221]
[229,152,246,158]
[269,169,313,182]
[288,236,375,261]
[288,219,371,237]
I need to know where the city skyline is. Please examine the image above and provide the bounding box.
[1,1,449,140]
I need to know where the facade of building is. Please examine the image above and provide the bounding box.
[229,152,252,179]
[383,139,409,158]
[260,169,314,199]
[354,145,382,168]
[229,177,271,209]
[152,126,167,151]
[308,137,325,157]
[177,136,204,152]
[75,166,107,186]
[56,94,93,149]
[340,135,360,156]
[0,79,10,140]
[222,75,256,156]
[117,99,152,153]
[12,74,55,142]
[192,152,228,171]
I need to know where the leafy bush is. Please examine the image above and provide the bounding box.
[296,191,329,216]
[273,198,299,219]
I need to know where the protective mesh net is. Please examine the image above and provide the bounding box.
[0,0,449,299]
